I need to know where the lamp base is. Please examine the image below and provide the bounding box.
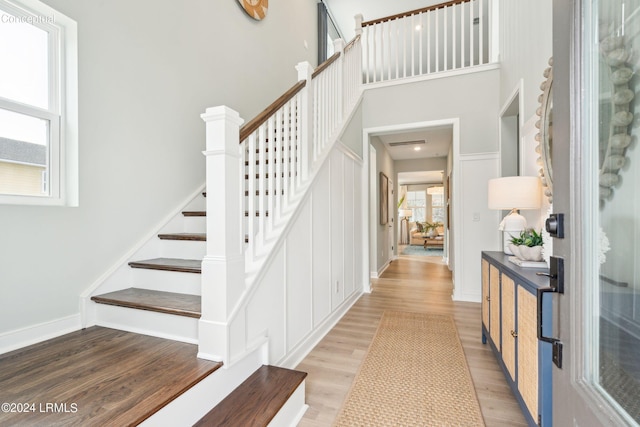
[500,210,527,255]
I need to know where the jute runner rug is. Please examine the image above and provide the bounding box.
[334,311,485,426]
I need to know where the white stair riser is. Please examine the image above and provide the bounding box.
[93,303,198,344]
[184,196,206,212]
[130,268,201,296]
[183,217,206,233]
[159,239,206,260]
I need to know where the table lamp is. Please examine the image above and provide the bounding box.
[488,176,541,254]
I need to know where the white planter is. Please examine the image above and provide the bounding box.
[508,244,543,262]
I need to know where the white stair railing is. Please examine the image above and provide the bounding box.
[200,34,362,363]
[359,0,497,84]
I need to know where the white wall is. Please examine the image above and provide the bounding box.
[498,0,553,234]
[362,69,502,301]
[234,145,363,366]
[370,136,395,273]
[363,69,501,154]
[0,0,318,338]
[499,0,553,121]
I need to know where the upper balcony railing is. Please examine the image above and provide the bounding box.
[357,0,498,84]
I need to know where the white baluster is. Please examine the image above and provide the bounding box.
[403,17,407,78]
[444,6,448,71]
[295,61,313,182]
[479,0,484,64]
[427,10,432,74]
[266,115,275,234]
[461,1,466,67]
[282,103,290,210]
[452,5,457,70]
[247,133,256,258]
[411,14,415,77]
[470,0,475,66]
[295,91,302,188]
[275,108,283,223]
[419,12,423,75]
[436,8,440,72]
[258,124,266,246]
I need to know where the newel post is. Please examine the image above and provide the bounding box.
[354,14,363,36]
[198,106,245,362]
[295,61,314,180]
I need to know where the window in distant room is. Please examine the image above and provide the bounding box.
[406,190,426,223]
[0,0,77,205]
[429,188,445,223]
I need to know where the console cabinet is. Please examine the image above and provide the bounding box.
[481,251,553,427]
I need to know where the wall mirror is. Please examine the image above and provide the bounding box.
[536,58,553,204]
[597,33,634,205]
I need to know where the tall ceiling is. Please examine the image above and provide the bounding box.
[325,0,452,185]
[324,0,444,41]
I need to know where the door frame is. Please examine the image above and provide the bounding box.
[552,1,635,425]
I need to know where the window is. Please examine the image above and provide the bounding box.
[0,0,77,205]
[406,190,426,223]
[431,193,445,223]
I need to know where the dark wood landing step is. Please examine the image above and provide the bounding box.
[91,288,201,318]
[129,257,201,273]
[158,232,206,241]
[194,365,307,427]
[0,326,222,426]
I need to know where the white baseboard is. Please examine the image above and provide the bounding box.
[453,290,482,303]
[277,290,361,369]
[376,260,390,278]
[0,314,81,355]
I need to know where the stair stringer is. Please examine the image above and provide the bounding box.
[220,96,365,368]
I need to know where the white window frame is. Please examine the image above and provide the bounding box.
[0,0,77,206]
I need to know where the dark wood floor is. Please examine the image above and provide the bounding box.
[0,327,222,426]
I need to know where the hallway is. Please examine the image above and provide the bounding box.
[297,254,527,426]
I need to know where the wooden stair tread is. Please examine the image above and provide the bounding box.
[194,365,307,427]
[129,258,201,273]
[182,210,206,217]
[0,327,222,426]
[91,288,201,318]
[158,232,206,241]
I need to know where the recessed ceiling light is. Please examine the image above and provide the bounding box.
[415,24,422,31]
[414,146,421,151]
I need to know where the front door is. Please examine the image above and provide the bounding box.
[553,1,640,425]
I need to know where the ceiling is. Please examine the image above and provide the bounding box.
[373,126,452,161]
[324,0,444,41]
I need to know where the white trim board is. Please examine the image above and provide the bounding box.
[0,314,81,355]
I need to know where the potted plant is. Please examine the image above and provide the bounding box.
[422,221,443,238]
[508,228,544,261]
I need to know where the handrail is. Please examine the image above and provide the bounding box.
[239,80,307,142]
[344,34,361,53]
[312,52,341,79]
[361,0,472,27]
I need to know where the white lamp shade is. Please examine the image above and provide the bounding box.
[399,209,413,217]
[488,176,541,210]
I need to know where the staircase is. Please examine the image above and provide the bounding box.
[89,192,207,344]
[79,1,498,422]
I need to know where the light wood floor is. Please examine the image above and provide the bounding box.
[296,252,527,426]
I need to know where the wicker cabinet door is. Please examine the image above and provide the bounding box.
[517,286,538,421]
[481,259,490,330]
[501,274,516,381]
[489,265,500,349]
